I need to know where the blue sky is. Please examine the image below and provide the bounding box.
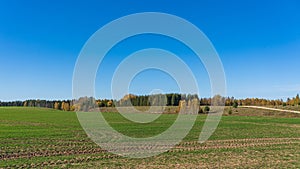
[0,0,300,101]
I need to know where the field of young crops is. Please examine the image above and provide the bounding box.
[1,107,300,168]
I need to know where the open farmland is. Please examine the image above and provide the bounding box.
[1,107,300,168]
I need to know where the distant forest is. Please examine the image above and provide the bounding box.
[0,93,299,112]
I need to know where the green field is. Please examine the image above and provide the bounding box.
[1,107,300,168]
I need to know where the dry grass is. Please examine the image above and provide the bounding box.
[224,107,300,118]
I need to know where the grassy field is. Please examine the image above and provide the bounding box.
[1,107,300,168]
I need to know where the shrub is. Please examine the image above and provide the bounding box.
[228,108,233,115]
[198,108,204,114]
[233,102,238,108]
[204,106,210,113]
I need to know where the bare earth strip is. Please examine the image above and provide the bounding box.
[241,106,300,114]
[2,137,300,168]
[173,137,300,152]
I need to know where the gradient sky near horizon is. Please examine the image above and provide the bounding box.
[0,0,300,101]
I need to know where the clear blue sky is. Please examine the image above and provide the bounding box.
[0,0,300,101]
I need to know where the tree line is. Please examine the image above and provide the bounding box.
[0,100,75,111]
[113,94,198,107]
[0,94,299,111]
